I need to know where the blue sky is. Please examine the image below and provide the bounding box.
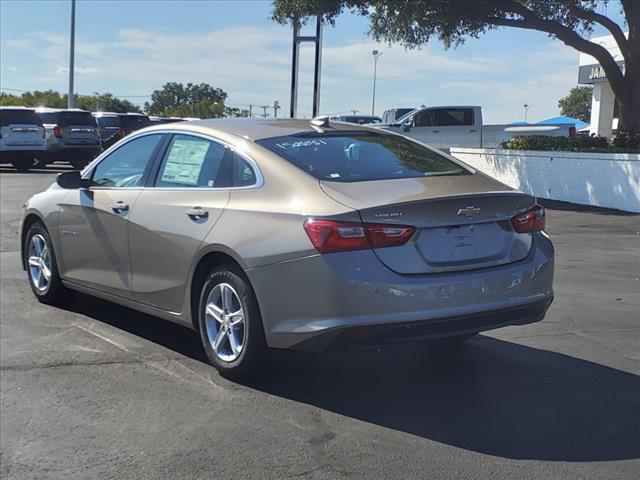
[0,0,624,122]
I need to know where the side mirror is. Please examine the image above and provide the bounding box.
[402,119,414,132]
[56,170,88,189]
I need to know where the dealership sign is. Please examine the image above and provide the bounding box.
[578,60,625,84]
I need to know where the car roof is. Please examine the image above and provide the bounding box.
[158,118,377,142]
[35,108,91,113]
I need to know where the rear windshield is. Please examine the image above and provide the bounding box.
[256,132,469,182]
[96,116,121,128]
[37,111,95,126]
[120,115,150,129]
[0,109,42,127]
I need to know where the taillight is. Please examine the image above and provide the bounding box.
[303,219,415,253]
[117,127,125,138]
[511,205,545,233]
[54,125,63,138]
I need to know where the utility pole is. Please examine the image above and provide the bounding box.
[260,105,269,118]
[273,100,281,118]
[351,109,358,115]
[371,50,382,116]
[249,104,253,118]
[93,91,100,112]
[67,0,76,108]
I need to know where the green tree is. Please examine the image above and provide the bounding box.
[146,82,227,118]
[558,86,592,122]
[0,93,26,106]
[272,0,640,134]
[1,90,141,112]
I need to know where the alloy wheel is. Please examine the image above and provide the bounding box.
[27,234,52,293]
[204,283,246,362]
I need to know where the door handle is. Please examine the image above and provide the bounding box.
[469,129,477,132]
[186,207,209,221]
[111,201,129,213]
[432,130,440,133]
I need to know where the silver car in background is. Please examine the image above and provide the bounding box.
[20,118,554,379]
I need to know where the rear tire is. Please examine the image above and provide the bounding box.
[11,161,31,172]
[197,264,266,380]
[24,222,71,305]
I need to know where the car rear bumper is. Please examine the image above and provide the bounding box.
[247,232,554,350]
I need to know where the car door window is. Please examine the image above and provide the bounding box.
[414,110,437,127]
[91,134,163,187]
[434,108,474,126]
[232,153,257,187]
[156,134,228,188]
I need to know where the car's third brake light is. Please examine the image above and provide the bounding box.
[511,205,545,233]
[304,219,415,253]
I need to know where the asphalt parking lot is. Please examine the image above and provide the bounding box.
[1,166,639,480]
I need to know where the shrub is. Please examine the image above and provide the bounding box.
[502,134,638,153]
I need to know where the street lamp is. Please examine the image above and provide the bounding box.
[94,92,100,112]
[523,103,532,122]
[371,50,382,116]
[68,0,76,108]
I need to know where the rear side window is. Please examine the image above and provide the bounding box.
[96,116,121,128]
[91,134,163,187]
[232,153,257,187]
[0,109,42,127]
[37,112,59,124]
[156,135,228,188]
[256,132,468,183]
[120,115,150,130]
[415,108,474,127]
[58,111,95,126]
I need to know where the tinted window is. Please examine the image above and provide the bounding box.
[96,116,121,128]
[257,132,468,183]
[415,108,474,127]
[156,135,227,188]
[37,112,59,124]
[58,111,95,126]
[0,109,42,126]
[92,134,162,187]
[232,153,257,187]
[120,115,150,130]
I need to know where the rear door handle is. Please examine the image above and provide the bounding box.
[432,130,440,133]
[186,207,209,221]
[111,201,129,213]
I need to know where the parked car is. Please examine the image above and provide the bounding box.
[36,108,101,170]
[379,105,576,152]
[93,112,151,149]
[0,106,47,172]
[20,118,554,379]
[330,115,382,125]
[381,107,416,124]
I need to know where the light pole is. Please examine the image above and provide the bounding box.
[523,103,532,122]
[68,0,76,108]
[94,92,100,112]
[371,50,382,116]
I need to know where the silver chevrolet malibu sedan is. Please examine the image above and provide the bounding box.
[21,118,554,378]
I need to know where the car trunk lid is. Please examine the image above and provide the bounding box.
[3,124,43,146]
[320,175,536,274]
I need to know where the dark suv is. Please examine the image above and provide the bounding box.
[93,112,151,149]
[36,108,101,169]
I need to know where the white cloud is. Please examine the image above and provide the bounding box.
[56,66,101,76]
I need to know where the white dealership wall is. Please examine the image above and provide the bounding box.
[450,148,640,212]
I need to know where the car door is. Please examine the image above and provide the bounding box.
[57,133,166,298]
[434,107,478,149]
[128,133,234,312]
[407,109,442,148]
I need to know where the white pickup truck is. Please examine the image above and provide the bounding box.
[377,105,575,151]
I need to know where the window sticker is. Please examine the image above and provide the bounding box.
[161,138,210,186]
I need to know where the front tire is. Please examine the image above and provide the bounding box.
[198,264,265,380]
[24,222,70,304]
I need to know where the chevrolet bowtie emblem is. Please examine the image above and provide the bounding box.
[457,206,481,218]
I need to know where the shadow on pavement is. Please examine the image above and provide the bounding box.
[0,164,72,175]
[63,291,639,463]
